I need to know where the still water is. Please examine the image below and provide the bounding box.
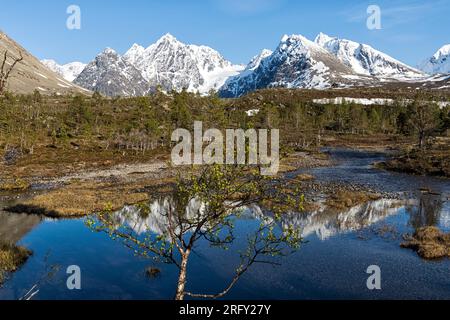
[0,149,449,300]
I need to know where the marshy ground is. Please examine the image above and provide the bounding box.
[1,146,449,299]
[0,242,31,285]
[401,227,450,260]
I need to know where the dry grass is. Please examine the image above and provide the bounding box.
[277,164,298,174]
[278,151,331,174]
[0,178,30,191]
[292,173,315,182]
[6,174,177,217]
[401,227,450,260]
[0,143,169,181]
[379,145,450,178]
[325,191,381,211]
[0,242,32,284]
[7,181,150,217]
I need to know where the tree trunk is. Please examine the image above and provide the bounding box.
[175,250,190,300]
[419,131,425,149]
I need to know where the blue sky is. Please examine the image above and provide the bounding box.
[0,0,448,66]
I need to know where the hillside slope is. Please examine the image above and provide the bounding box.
[0,31,89,95]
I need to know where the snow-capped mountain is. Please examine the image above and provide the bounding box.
[74,48,149,97]
[246,49,273,71]
[220,34,359,98]
[232,49,273,80]
[418,44,450,75]
[123,33,244,94]
[122,43,146,67]
[41,32,448,98]
[314,32,424,79]
[41,59,86,82]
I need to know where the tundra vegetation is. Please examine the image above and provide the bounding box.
[0,88,448,178]
[0,88,448,218]
[0,242,32,285]
[401,227,450,260]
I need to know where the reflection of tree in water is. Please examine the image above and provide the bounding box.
[19,251,61,300]
[407,193,443,229]
[87,165,304,300]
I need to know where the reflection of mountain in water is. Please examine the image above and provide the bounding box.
[0,211,42,243]
[440,204,450,229]
[115,198,205,235]
[114,197,410,241]
[256,199,408,240]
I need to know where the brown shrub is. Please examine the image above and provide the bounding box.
[401,227,450,260]
[0,242,32,284]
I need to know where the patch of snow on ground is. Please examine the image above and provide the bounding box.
[313,97,450,108]
[246,109,260,117]
[313,97,393,105]
[35,72,48,79]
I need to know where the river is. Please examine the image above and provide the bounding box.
[0,148,449,300]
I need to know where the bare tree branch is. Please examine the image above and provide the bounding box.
[0,50,23,94]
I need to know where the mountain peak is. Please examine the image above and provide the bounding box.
[275,34,328,60]
[315,33,423,78]
[129,43,144,50]
[315,32,336,46]
[419,43,450,75]
[260,49,273,56]
[124,43,146,66]
[121,32,242,94]
[280,34,289,42]
[74,46,149,97]
[157,33,179,44]
[41,59,87,82]
[281,34,311,44]
[101,47,117,55]
[434,44,450,59]
[252,48,273,60]
[220,34,354,98]
[281,34,324,52]
[246,49,273,71]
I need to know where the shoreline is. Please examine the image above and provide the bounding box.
[1,146,398,218]
[1,138,448,218]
